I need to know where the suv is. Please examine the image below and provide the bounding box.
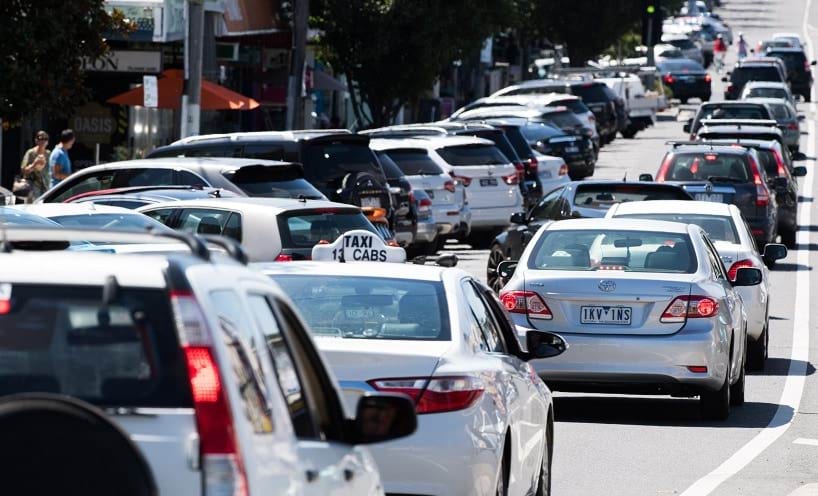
[0,227,417,496]
[765,47,816,101]
[37,157,324,203]
[655,144,779,248]
[724,60,788,99]
[684,101,775,138]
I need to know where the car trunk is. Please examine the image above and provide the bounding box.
[436,144,519,209]
[523,272,692,336]
[680,182,760,215]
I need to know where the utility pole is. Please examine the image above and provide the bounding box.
[181,0,204,137]
[286,0,309,130]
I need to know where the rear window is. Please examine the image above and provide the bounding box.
[277,210,378,248]
[437,145,509,166]
[617,214,739,243]
[660,60,706,72]
[665,152,752,182]
[520,123,563,143]
[768,103,794,120]
[732,66,783,84]
[272,276,450,341]
[497,126,536,159]
[699,104,770,120]
[302,142,384,186]
[384,149,444,176]
[744,87,788,100]
[224,165,323,199]
[666,38,696,50]
[542,110,584,130]
[375,152,405,180]
[574,185,689,208]
[551,99,591,115]
[570,83,610,103]
[528,229,697,273]
[0,284,192,407]
[468,131,519,162]
[767,51,806,72]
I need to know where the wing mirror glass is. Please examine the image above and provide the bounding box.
[352,393,417,444]
[525,330,567,360]
[509,211,528,225]
[793,166,807,177]
[732,267,763,286]
[763,243,788,261]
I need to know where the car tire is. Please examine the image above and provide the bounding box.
[487,244,507,293]
[700,354,731,421]
[805,92,812,103]
[621,127,638,139]
[781,224,797,249]
[496,441,510,496]
[748,325,768,370]
[535,420,553,496]
[730,340,746,406]
[467,232,495,250]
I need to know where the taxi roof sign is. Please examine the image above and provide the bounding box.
[311,230,406,263]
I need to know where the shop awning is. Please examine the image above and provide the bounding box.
[107,69,260,110]
[313,70,347,92]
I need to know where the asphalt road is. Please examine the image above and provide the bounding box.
[447,0,818,494]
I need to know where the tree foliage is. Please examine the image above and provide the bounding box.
[311,0,513,127]
[0,0,131,121]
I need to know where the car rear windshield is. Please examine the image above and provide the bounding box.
[570,83,610,103]
[551,99,591,115]
[732,66,783,84]
[698,104,770,120]
[666,38,697,50]
[301,141,384,186]
[745,87,788,100]
[224,165,323,199]
[756,149,783,177]
[768,102,794,120]
[529,229,697,273]
[542,110,584,130]
[665,152,752,182]
[467,131,519,162]
[767,51,807,73]
[277,210,378,248]
[272,276,450,341]
[0,284,192,407]
[384,149,444,176]
[574,184,689,208]
[618,214,739,243]
[375,152,405,180]
[520,123,563,143]
[437,144,509,166]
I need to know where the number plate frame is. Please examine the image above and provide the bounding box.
[580,306,633,325]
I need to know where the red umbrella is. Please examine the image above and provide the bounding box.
[107,69,260,110]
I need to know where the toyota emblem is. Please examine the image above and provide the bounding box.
[598,280,616,292]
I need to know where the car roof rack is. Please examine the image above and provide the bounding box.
[0,226,248,265]
[699,118,779,128]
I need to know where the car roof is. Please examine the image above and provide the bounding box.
[171,130,353,145]
[765,47,806,53]
[73,157,294,172]
[14,203,138,217]
[486,93,580,104]
[700,138,778,149]
[252,260,456,282]
[670,144,752,154]
[568,180,686,188]
[136,197,360,214]
[742,97,794,107]
[700,101,769,109]
[611,200,733,216]
[546,217,693,234]
[743,81,790,88]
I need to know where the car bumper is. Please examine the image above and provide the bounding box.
[518,321,728,394]
[414,219,438,243]
[469,205,519,229]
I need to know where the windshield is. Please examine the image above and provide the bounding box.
[0,284,191,407]
[49,213,170,232]
[384,149,444,176]
[0,210,61,226]
[571,84,610,103]
[617,214,739,243]
[529,229,697,273]
[574,185,689,208]
[277,210,379,248]
[272,276,450,341]
[437,145,509,166]
[666,38,697,50]
[664,152,752,182]
[301,142,384,186]
[551,99,591,114]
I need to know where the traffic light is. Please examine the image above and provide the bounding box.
[641,0,663,46]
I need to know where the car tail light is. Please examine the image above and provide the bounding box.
[773,150,787,176]
[704,73,712,83]
[558,162,569,176]
[368,376,485,414]
[444,179,457,192]
[408,190,415,204]
[727,259,755,281]
[663,74,675,84]
[171,291,248,496]
[749,156,771,206]
[687,366,708,373]
[528,157,539,173]
[513,162,526,181]
[452,174,472,187]
[274,253,294,262]
[726,83,734,94]
[418,197,432,211]
[787,122,799,131]
[660,295,719,323]
[499,290,553,320]
[655,154,673,182]
[502,173,519,185]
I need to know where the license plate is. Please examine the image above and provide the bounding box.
[479,178,498,187]
[565,146,579,153]
[360,196,381,208]
[580,306,632,325]
[694,193,724,202]
[345,309,375,319]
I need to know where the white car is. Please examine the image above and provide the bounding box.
[0,226,417,495]
[254,230,565,496]
[137,197,385,262]
[772,32,804,49]
[606,200,787,370]
[499,218,765,420]
[11,203,171,232]
[740,81,797,104]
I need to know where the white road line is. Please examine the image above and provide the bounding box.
[793,438,818,447]
[679,3,816,492]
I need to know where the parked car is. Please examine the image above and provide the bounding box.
[499,218,762,420]
[606,200,788,369]
[743,97,802,152]
[724,59,788,100]
[408,189,438,257]
[10,203,172,233]
[0,226,417,495]
[657,59,712,103]
[764,47,816,101]
[739,81,797,105]
[65,185,242,208]
[486,181,694,291]
[256,248,565,496]
[683,101,775,138]
[373,150,418,246]
[37,157,325,203]
[597,74,661,139]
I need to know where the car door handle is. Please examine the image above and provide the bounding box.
[305,469,319,483]
[343,468,355,482]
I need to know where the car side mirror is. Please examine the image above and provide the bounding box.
[793,151,808,161]
[732,267,763,286]
[639,173,654,181]
[682,120,691,133]
[798,114,806,121]
[509,211,528,225]
[525,330,567,360]
[793,166,807,177]
[763,243,788,261]
[351,393,417,444]
[774,176,789,191]
[812,60,817,66]
[497,260,518,280]
[721,76,729,82]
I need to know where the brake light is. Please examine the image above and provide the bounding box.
[408,190,415,204]
[368,376,485,414]
[502,173,519,185]
[787,122,799,131]
[704,73,712,83]
[499,290,553,320]
[171,292,248,496]
[0,299,9,315]
[727,83,734,94]
[452,174,472,187]
[660,295,719,323]
[773,150,787,176]
[727,259,755,281]
[513,162,526,181]
[663,74,675,84]
[444,179,457,192]
[274,253,294,262]
[749,156,770,206]
[419,198,432,207]
[656,155,673,182]
[558,162,569,176]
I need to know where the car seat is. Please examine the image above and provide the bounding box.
[196,216,223,235]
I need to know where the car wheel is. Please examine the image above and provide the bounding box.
[621,128,638,139]
[730,339,746,406]
[535,421,553,496]
[781,224,797,249]
[748,325,768,370]
[700,351,731,420]
[467,232,495,250]
[805,92,812,103]
[487,244,507,293]
[496,444,510,496]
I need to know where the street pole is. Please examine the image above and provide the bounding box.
[646,4,656,67]
[181,0,204,137]
[286,0,308,130]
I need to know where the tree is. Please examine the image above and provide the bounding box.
[311,0,512,127]
[0,0,131,121]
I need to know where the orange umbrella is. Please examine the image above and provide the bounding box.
[107,69,260,110]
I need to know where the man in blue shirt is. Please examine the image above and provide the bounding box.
[49,129,75,187]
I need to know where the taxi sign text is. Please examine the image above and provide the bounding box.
[312,230,406,263]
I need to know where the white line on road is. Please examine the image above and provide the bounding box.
[679,3,816,490]
[793,438,818,447]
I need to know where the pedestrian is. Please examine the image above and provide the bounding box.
[738,33,748,60]
[15,131,51,203]
[49,129,75,188]
[714,35,728,73]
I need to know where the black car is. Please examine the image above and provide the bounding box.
[657,59,712,103]
[683,101,775,138]
[702,139,807,247]
[148,130,396,229]
[519,120,596,179]
[373,150,418,247]
[485,181,694,291]
[765,47,816,101]
[724,60,788,100]
[654,144,779,249]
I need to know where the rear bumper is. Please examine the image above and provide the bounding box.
[414,220,438,243]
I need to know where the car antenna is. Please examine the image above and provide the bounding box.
[622,173,627,182]
[297,194,308,203]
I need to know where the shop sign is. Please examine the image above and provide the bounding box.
[71,103,116,145]
[83,51,162,73]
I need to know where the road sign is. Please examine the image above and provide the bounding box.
[143,75,158,108]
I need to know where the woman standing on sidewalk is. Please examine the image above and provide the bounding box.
[17,131,51,203]
[738,33,748,60]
